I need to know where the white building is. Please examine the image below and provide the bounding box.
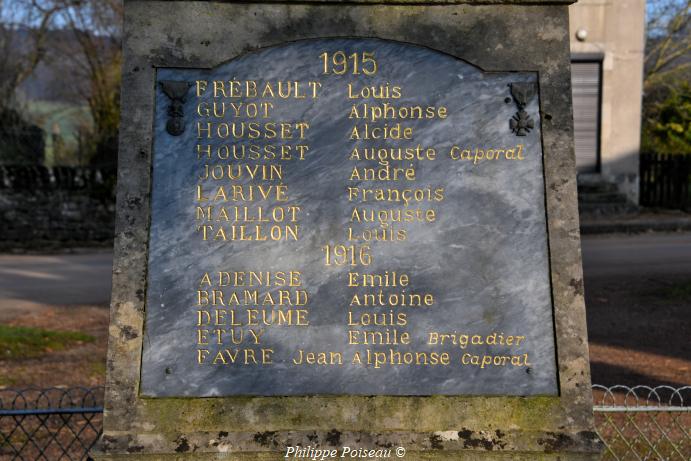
[570,0,646,206]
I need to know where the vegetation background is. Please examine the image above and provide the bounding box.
[641,0,690,155]
[0,0,121,167]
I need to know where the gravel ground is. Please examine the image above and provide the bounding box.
[585,273,690,388]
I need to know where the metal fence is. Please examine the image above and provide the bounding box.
[640,152,691,210]
[593,385,690,461]
[0,385,689,460]
[0,387,103,461]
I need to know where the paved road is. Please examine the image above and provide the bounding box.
[581,233,691,277]
[0,233,689,319]
[0,251,113,321]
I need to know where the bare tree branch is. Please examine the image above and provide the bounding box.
[0,0,62,107]
[645,0,691,88]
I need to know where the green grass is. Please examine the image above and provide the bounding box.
[663,280,691,300]
[0,374,17,386]
[0,325,95,360]
[89,360,107,378]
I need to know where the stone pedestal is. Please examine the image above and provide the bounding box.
[95,1,602,459]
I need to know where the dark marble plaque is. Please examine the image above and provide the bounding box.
[141,38,557,397]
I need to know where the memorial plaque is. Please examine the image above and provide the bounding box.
[141,38,558,397]
[99,2,602,459]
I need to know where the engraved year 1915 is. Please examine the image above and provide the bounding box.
[320,51,378,75]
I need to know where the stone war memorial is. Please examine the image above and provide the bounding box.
[97,0,602,459]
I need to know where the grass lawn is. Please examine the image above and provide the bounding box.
[0,305,108,388]
[0,325,94,360]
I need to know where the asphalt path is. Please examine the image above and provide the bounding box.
[0,251,113,321]
[581,232,691,277]
[0,232,689,319]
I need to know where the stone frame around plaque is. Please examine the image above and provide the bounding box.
[97,1,601,459]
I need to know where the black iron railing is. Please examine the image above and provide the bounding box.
[0,387,103,461]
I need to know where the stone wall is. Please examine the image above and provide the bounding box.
[0,165,116,250]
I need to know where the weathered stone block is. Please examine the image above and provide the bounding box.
[97,0,600,459]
